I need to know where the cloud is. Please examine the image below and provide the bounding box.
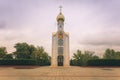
[0,0,120,56]
[79,30,120,46]
[79,40,120,46]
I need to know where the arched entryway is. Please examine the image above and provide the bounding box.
[57,55,64,66]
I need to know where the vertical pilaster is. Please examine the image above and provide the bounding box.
[63,34,70,67]
[51,34,58,67]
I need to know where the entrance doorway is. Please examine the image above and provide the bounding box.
[57,55,64,66]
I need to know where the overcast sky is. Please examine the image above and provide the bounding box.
[0,0,120,57]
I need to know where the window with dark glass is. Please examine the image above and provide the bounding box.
[58,39,63,46]
[58,47,63,54]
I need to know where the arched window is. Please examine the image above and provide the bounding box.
[58,39,63,46]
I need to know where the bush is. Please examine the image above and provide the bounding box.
[87,59,120,66]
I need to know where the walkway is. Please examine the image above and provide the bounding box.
[0,66,120,80]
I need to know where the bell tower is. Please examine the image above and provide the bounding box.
[57,6,64,31]
[51,6,69,67]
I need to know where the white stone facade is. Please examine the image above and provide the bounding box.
[51,9,70,67]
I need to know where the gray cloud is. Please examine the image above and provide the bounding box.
[79,31,120,46]
[0,0,120,55]
[79,40,120,46]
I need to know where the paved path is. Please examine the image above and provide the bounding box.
[0,66,120,80]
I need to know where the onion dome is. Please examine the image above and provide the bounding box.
[56,12,65,22]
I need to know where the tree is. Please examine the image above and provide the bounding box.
[29,45,36,59]
[72,50,82,66]
[32,46,51,65]
[71,50,99,66]
[103,49,120,59]
[3,54,13,59]
[115,51,120,59]
[81,51,99,65]
[13,42,50,65]
[103,49,115,59]
[0,47,7,59]
[14,42,36,59]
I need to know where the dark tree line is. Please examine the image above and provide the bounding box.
[70,49,120,66]
[1,43,120,66]
[103,49,120,59]
[70,50,99,66]
[0,42,51,65]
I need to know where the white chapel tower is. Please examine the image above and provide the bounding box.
[51,7,70,67]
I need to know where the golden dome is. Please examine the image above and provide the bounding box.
[56,12,65,21]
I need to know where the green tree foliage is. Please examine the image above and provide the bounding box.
[0,47,7,59]
[71,50,99,66]
[32,47,51,65]
[12,42,50,65]
[3,54,13,60]
[103,48,120,59]
[115,51,120,59]
[14,42,36,59]
[71,50,82,66]
[81,51,99,65]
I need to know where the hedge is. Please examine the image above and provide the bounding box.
[0,59,51,66]
[36,59,51,66]
[0,59,36,65]
[87,59,120,66]
[70,60,81,66]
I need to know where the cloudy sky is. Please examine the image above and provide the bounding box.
[0,0,120,58]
